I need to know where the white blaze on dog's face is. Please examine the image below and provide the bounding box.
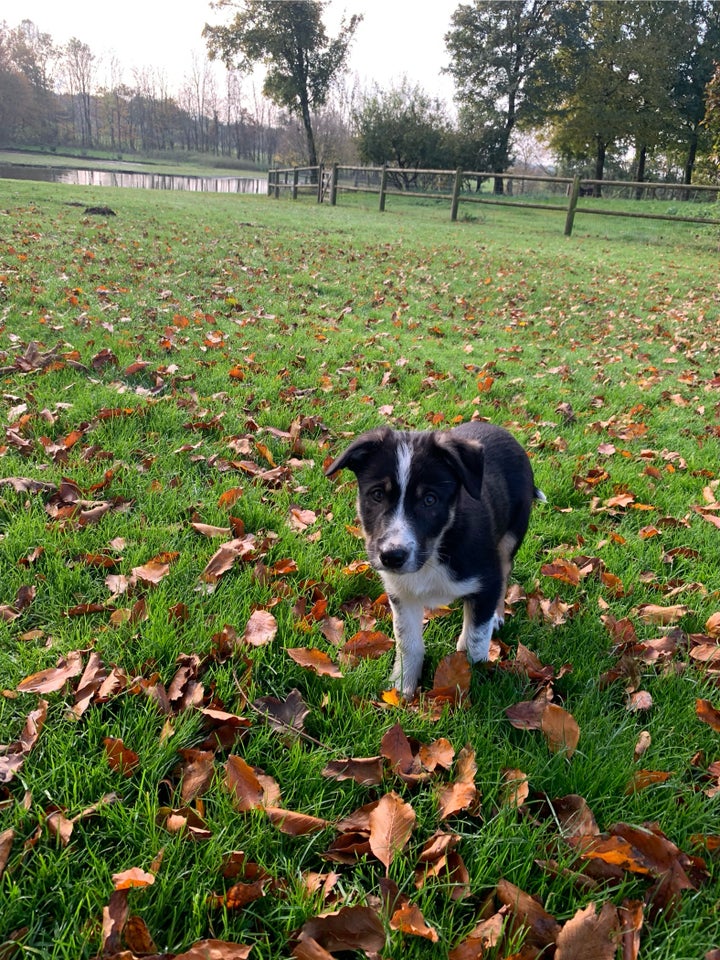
[332,429,482,576]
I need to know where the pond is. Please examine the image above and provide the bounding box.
[0,163,266,194]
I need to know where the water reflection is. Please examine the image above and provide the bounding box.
[0,163,265,194]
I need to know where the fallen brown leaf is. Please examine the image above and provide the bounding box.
[368,791,416,871]
[175,940,252,960]
[295,905,385,955]
[112,866,156,889]
[241,609,278,646]
[286,647,343,678]
[265,806,329,836]
[555,901,618,960]
[389,902,439,942]
[225,754,265,811]
[437,744,479,819]
[541,703,580,757]
[696,698,720,732]
[17,650,84,694]
[103,737,140,777]
[0,828,14,878]
[496,878,561,948]
[321,756,384,786]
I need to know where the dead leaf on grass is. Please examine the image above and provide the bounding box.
[17,650,85,693]
[286,647,342,678]
[555,901,618,960]
[389,901,439,942]
[696,698,720,732]
[368,791,416,871]
[241,609,278,646]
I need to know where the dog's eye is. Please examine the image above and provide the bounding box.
[423,492,438,507]
[368,487,385,503]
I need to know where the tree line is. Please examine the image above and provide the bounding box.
[0,20,284,165]
[2,1,720,188]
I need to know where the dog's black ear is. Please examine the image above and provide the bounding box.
[325,427,393,479]
[434,433,485,500]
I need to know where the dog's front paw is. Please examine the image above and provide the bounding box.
[389,659,420,699]
[460,617,499,663]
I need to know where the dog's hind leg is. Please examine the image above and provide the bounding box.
[495,531,518,626]
[387,597,425,698]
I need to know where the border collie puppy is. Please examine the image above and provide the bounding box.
[325,422,544,697]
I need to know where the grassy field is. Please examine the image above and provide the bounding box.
[1,178,720,959]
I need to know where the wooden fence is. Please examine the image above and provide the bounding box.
[266,163,720,236]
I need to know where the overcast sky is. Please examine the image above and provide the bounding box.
[15,0,459,102]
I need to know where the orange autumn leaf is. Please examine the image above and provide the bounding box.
[389,902,439,942]
[437,745,479,819]
[17,650,84,693]
[368,791,416,871]
[625,769,673,794]
[286,647,343,678]
[208,880,266,911]
[131,559,171,586]
[541,704,580,757]
[321,756,384,786]
[112,867,156,890]
[225,754,265,811]
[541,558,582,586]
[265,806,329,835]
[339,630,393,664]
[636,603,689,625]
[696,698,720,732]
[104,737,140,776]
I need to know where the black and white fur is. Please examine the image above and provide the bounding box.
[325,422,544,697]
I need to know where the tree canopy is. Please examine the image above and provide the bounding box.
[444,1,570,180]
[204,0,361,166]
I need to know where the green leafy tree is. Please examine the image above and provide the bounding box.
[666,0,720,185]
[353,80,453,183]
[704,60,720,171]
[204,0,361,167]
[549,2,667,191]
[549,1,718,191]
[0,19,58,144]
[444,0,575,191]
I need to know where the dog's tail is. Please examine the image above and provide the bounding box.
[534,487,547,503]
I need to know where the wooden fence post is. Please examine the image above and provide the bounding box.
[291,168,299,200]
[450,167,463,221]
[564,176,580,236]
[330,163,338,206]
[379,163,388,212]
[317,164,324,203]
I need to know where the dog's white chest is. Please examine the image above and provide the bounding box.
[380,562,481,608]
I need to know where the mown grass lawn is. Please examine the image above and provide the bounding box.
[1,179,720,959]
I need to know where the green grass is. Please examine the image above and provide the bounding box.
[1,178,720,958]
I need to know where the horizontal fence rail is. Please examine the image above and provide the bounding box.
[267,163,720,236]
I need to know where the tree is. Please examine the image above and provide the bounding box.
[665,0,720,185]
[0,19,58,144]
[203,0,361,167]
[548,1,718,191]
[353,80,453,183]
[704,60,720,174]
[444,1,572,192]
[64,37,95,146]
[548,2,664,191]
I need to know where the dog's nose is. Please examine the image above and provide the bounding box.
[379,546,409,570]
